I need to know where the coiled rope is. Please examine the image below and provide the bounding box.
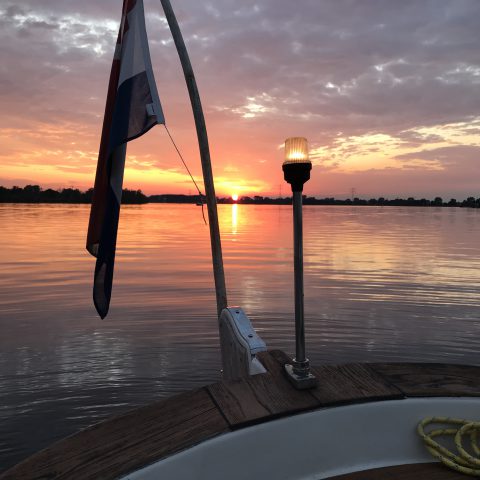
[418,417,480,476]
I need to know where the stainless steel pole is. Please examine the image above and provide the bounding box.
[283,190,317,389]
[159,0,227,318]
[292,190,307,371]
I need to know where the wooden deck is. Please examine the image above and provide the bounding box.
[1,350,480,480]
[326,462,468,480]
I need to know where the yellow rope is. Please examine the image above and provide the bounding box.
[418,417,480,476]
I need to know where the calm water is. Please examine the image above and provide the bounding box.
[1,203,480,471]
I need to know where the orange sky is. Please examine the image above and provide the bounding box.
[1,1,480,199]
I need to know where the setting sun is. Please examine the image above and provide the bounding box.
[232,193,239,202]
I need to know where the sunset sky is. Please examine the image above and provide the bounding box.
[1,0,480,199]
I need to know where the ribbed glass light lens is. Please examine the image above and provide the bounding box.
[284,137,310,165]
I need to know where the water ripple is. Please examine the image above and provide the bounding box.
[1,204,480,471]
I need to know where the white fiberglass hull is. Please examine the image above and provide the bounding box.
[122,397,480,480]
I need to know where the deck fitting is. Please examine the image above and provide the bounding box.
[285,363,319,390]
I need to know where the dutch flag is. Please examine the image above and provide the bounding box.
[86,0,164,319]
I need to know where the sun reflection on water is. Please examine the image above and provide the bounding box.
[232,203,238,236]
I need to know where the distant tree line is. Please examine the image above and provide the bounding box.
[1,185,480,208]
[217,195,480,208]
[149,194,205,204]
[0,185,148,204]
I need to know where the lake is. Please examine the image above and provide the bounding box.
[1,203,480,471]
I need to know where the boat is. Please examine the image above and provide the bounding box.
[2,2,480,479]
[1,347,479,479]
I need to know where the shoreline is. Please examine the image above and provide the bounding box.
[1,186,479,208]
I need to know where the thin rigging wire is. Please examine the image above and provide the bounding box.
[164,124,207,225]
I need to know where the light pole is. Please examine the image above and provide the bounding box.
[282,137,318,389]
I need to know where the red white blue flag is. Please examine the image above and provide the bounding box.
[87,0,164,318]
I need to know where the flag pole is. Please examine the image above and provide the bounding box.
[159,0,227,318]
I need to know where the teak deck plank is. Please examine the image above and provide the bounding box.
[0,388,229,480]
[310,363,404,405]
[325,462,468,480]
[268,350,404,405]
[208,377,272,425]
[208,351,319,427]
[369,363,480,397]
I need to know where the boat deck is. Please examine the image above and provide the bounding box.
[1,350,480,480]
[328,462,467,479]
